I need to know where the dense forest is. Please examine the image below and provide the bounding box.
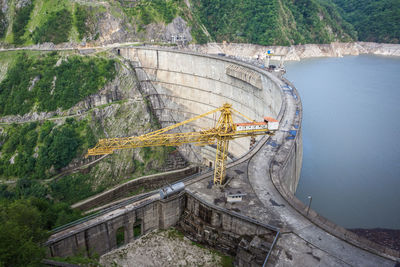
[0,52,115,115]
[0,0,398,47]
[193,0,398,44]
[192,0,356,45]
[332,0,400,43]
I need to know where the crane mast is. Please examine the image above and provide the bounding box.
[86,103,277,185]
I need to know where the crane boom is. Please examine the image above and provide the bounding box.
[86,103,277,185]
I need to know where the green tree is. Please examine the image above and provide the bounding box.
[47,126,80,170]
[33,9,72,44]
[0,199,47,266]
[75,5,89,40]
[12,2,34,45]
[333,0,400,43]
[0,10,7,38]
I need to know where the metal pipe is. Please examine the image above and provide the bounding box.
[306,196,312,216]
[262,230,280,267]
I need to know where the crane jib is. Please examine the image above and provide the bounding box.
[86,103,278,185]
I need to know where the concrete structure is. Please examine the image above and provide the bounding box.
[71,166,198,212]
[45,47,399,266]
[46,190,279,266]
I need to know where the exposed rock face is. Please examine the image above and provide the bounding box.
[186,42,400,61]
[0,0,8,13]
[96,11,130,45]
[126,16,192,44]
[164,17,192,43]
[0,0,9,39]
[14,0,31,9]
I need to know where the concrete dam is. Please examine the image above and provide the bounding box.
[45,47,399,266]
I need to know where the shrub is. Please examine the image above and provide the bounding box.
[33,9,72,44]
[0,11,7,38]
[12,2,34,44]
[75,5,89,40]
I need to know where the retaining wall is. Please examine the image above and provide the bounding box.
[71,166,198,211]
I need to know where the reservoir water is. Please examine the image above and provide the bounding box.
[284,55,400,229]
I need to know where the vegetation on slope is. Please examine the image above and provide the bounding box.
[12,1,35,44]
[0,118,96,180]
[74,4,106,41]
[32,9,72,44]
[122,0,182,25]
[0,10,8,38]
[192,0,355,45]
[0,0,398,46]
[282,0,356,44]
[0,52,116,115]
[332,0,400,43]
[0,194,83,266]
[75,4,90,40]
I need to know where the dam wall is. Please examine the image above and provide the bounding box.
[119,47,285,165]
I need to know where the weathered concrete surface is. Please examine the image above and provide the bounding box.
[46,187,279,266]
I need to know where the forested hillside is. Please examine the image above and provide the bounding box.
[0,0,398,47]
[332,0,400,43]
[192,0,356,45]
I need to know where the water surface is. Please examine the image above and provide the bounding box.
[285,55,400,229]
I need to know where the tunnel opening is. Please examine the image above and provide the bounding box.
[133,220,142,239]
[116,227,125,247]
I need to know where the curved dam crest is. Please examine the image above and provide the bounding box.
[45,47,399,266]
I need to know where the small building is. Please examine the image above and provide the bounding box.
[264,117,279,131]
[226,190,247,203]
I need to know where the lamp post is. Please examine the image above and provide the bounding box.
[306,196,312,216]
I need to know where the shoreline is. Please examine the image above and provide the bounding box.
[1,41,399,62]
[186,42,400,61]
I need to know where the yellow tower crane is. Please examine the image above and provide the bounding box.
[86,103,278,185]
